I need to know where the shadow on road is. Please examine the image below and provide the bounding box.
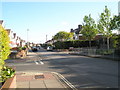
[38,50,119,89]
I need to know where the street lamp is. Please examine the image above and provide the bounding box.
[27,29,29,47]
[27,29,29,42]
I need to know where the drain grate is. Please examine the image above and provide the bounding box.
[35,75,44,79]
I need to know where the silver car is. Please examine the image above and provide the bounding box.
[47,46,53,51]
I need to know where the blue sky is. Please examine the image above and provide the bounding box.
[1,1,119,43]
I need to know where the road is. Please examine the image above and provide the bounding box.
[6,48,119,89]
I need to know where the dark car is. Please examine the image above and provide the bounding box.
[31,46,38,52]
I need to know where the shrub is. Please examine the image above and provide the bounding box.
[0,25,11,82]
[1,66,15,83]
[0,25,10,69]
[53,40,98,49]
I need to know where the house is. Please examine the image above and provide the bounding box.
[21,40,26,47]
[45,39,53,44]
[16,36,21,47]
[6,29,17,48]
[70,25,82,40]
[0,20,3,25]
[6,29,27,48]
[70,24,120,41]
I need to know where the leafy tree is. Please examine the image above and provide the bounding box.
[0,25,10,74]
[98,6,113,50]
[81,14,98,48]
[110,15,120,50]
[110,15,120,30]
[53,31,73,41]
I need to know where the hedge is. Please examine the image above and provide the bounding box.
[0,25,10,69]
[53,40,99,49]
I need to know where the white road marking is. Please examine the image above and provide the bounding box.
[34,60,44,65]
[34,61,39,65]
[39,60,44,65]
[52,72,77,90]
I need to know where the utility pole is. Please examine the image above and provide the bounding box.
[27,29,29,47]
[27,29,29,42]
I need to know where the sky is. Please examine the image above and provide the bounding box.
[0,0,119,43]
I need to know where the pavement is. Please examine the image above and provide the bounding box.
[69,51,120,61]
[6,51,76,89]
[16,72,73,89]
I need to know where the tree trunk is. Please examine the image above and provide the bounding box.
[107,37,110,50]
[102,37,105,49]
[89,40,91,49]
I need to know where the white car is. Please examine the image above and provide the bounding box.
[47,46,53,51]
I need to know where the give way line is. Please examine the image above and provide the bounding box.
[34,59,44,65]
[34,52,44,65]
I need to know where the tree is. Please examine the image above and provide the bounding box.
[53,31,73,41]
[81,14,98,48]
[98,6,113,50]
[0,25,10,70]
[110,15,120,49]
[110,15,120,30]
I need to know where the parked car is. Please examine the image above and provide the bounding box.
[31,46,38,52]
[47,46,53,51]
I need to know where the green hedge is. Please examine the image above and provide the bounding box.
[53,40,99,49]
[0,25,11,83]
[0,25,10,70]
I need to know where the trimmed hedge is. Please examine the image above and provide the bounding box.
[0,25,10,69]
[53,40,99,49]
[0,25,11,83]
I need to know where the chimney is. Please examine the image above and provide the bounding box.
[70,29,74,33]
[13,33,16,39]
[78,25,82,29]
[0,20,3,25]
[17,36,19,40]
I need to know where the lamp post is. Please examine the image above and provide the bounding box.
[27,29,29,47]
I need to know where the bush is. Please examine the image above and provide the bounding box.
[1,66,15,83]
[0,25,10,69]
[53,40,98,49]
[0,25,11,83]
[96,49,114,55]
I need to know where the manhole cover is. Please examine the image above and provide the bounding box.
[35,75,44,79]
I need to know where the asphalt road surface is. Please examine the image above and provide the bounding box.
[6,48,119,89]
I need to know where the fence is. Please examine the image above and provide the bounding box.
[69,48,119,60]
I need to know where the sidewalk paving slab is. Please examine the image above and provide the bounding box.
[16,72,71,89]
[30,80,46,88]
